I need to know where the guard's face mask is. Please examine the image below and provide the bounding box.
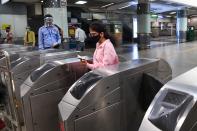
[45,17,53,27]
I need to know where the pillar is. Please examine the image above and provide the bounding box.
[43,0,68,38]
[152,21,160,37]
[176,10,187,43]
[137,0,151,49]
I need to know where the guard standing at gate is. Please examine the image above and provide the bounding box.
[38,14,61,50]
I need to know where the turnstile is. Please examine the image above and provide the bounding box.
[0,48,60,67]
[139,67,197,131]
[0,49,64,90]
[0,44,22,49]
[58,58,172,131]
[21,57,92,131]
[0,48,65,86]
[1,50,91,131]
[0,45,34,52]
[0,45,35,59]
[0,48,45,107]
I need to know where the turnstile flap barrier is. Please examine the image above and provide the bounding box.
[139,73,164,111]
[148,89,193,131]
[59,58,173,131]
[70,72,103,100]
[30,63,56,82]
[10,57,30,69]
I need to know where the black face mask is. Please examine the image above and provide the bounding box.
[89,35,100,43]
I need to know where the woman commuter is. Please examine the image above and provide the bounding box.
[83,22,119,70]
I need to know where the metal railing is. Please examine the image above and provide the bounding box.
[0,50,22,131]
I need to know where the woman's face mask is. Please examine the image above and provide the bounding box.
[89,31,101,43]
[90,35,100,43]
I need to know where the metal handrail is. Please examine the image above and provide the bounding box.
[0,50,22,131]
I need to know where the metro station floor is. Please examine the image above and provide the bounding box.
[117,41,197,78]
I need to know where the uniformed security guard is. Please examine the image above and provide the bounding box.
[38,14,61,50]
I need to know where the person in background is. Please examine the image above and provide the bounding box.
[24,26,36,47]
[83,22,119,70]
[38,14,61,50]
[73,24,87,51]
[5,26,13,44]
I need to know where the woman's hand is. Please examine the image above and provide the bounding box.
[81,59,88,65]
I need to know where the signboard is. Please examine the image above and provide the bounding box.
[71,18,78,24]
[93,13,106,20]
[81,13,92,20]
[1,0,10,4]
[61,0,67,7]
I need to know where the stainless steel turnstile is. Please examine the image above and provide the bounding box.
[0,49,63,88]
[0,48,60,67]
[21,57,92,131]
[0,44,22,49]
[0,45,34,52]
[0,45,35,59]
[0,50,91,131]
[58,58,172,131]
[139,67,197,131]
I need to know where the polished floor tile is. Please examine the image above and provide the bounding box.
[118,41,197,78]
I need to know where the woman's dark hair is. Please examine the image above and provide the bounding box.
[89,22,110,39]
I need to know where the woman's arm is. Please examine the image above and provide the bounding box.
[87,42,118,70]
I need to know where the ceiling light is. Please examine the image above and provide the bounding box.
[118,1,138,10]
[75,1,87,5]
[101,3,114,8]
[167,0,197,7]
[166,15,172,18]
[169,11,176,14]
[118,5,131,9]
[41,0,43,3]
[1,0,10,4]
[151,14,158,18]
[158,15,164,19]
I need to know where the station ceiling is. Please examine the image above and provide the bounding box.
[10,0,197,15]
[13,0,39,3]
